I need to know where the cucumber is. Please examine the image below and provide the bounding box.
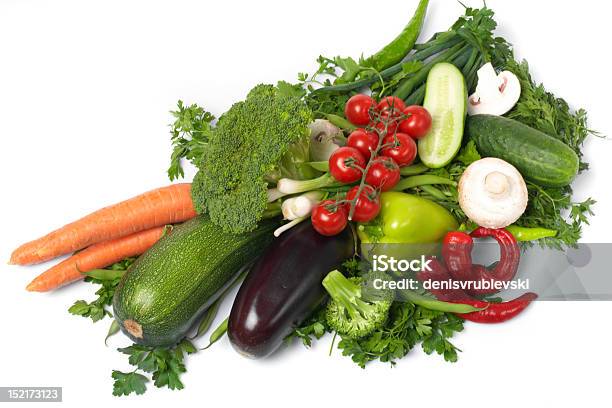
[418,62,467,168]
[113,216,277,347]
[467,115,579,187]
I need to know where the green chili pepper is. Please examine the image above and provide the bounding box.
[364,0,430,72]
[505,225,558,242]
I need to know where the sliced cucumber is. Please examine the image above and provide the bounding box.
[418,62,467,168]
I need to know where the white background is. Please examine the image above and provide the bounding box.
[1,0,611,406]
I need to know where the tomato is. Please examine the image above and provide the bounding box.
[311,200,348,236]
[328,146,366,183]
[346,185,381,223]
[365,156,400,191]
[398,105,432,139]
[377,96,406,116]
[345,94,376,126]
[347,129,379,159]
[381,132,417,167]
[371,119,399,136]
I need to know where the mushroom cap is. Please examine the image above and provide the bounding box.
[467,63,521,116]
[458,157,528,229]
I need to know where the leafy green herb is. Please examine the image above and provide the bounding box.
[167,101,215,181]
[502,59,596,248]
[113,339,197,396]
[111,370,149,396]
[293,300,464,367]
[286,307,328,347]
[338,302,463,367]
[506,59,596,170]
[68,258,135,322]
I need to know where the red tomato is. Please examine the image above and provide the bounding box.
[345,185,381,223]
[365,157,400,191]
[377,96,406,116]
[371,119,399,136]
[311,200,348,236]
[328,147,366,183]
[345,94,376,126]
[381,132,417,167]
[398,105,432,139]
[347,129,379,159]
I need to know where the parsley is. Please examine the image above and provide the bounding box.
[286,307,328,347]
[167,101,215,181]
[292,297,464,367]
[506,59,596,170]
[112,339,197,396]
[112,371,148,396]
[68,258,135,322]
[503,59,597,248]
[337,303,464,367]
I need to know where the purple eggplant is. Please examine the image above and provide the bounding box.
[228,221,354,358]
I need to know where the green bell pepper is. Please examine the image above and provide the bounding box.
[358,192,458,260]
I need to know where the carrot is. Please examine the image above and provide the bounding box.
[26,226,167,292]
[10,183,196,265]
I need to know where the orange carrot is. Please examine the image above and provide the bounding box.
[26,226,167,292]
[10,183,196,265]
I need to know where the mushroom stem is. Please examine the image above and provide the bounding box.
[485,171,510,195]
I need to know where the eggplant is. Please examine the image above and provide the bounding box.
[228,221,354,358]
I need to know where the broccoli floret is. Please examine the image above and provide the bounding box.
[191,84,315,234]
[322,270,393,339]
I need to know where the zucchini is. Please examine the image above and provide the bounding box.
[467,114,579,187]
[113,216,277,347]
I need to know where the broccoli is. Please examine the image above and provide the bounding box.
[322,270,393,339]
[191,83,316,234]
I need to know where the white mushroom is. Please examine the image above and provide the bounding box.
[467,63,521,116]
[458,158,528,229]
[308,119,343,161]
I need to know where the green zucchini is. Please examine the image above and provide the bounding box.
[466,114,579,187]
[113,216,277,347]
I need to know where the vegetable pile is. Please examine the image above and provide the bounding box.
[9,1,598,396]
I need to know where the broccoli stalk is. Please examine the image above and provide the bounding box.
[322,270,392,339]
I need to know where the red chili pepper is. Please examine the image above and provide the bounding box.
[454,293,538,323]
[442,227,520,296]
[417,257,471,302]
[442,231,473,282]
[417,260,537,324]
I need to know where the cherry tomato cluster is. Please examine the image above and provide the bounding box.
[311,94,433,236]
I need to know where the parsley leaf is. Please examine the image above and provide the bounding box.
[114,339,197,395]
[292,300,464,368]
[111,370,149,397]
[286,307,328,347]
[337,303,464,368]
[167,101,215,181]
[68,258,135,322]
